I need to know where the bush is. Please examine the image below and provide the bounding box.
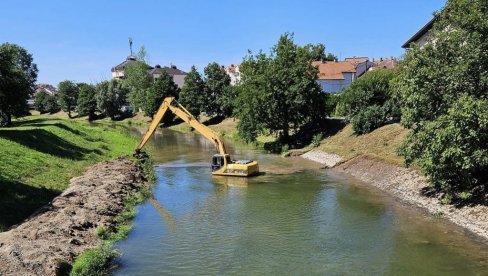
[399,96,488,195]
[311,133,323,147]
[351,105,384,135]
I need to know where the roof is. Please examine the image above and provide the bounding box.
[371,59,397,70]
[149,65,187,76]
[111,56,153,72]
[226,64,239,73]
[314,61,356,80]
[344,57,369,65]
[402,17,436,48]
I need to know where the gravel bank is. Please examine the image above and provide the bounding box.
[301,150,488,242]
[0,157,148,276]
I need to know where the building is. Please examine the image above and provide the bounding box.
[313,61,356,93]
[344,57,374,78]
[402,17,436,48]
[224,64,241,86]
[34,83,57,96]
[111,57,187,88]
[111,56,152,79]
[149,64,188,88]
[369,58,397,71]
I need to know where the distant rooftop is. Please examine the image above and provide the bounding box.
[402,17,436,48]
[314,61,356,80]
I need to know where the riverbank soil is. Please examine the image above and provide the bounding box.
[0,115,137,231]
[0,157,148,276]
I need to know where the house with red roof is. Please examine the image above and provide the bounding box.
[313,61,357,93]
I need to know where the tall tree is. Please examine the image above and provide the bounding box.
[76,83,97,120]
[124,61,152,111]
[394,0,488,197]
[236,33,327,143]
[96,80,129,120]
[203,62,232,117]
[0,43,38,126]
[142,71,179,118]
[305,43,337,61]
[57,80,79,118]
[179,66,205,117]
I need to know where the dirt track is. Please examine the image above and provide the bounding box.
[0,157,148,276]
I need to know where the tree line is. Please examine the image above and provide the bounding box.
[1,0,486,202]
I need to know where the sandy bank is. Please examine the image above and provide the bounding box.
[0,157,148,276]
[301,150,488,243]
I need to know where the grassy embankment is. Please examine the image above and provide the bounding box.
[0,115,139,231]
[169,115,409,166]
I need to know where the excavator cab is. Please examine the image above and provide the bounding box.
[211,154,230,172]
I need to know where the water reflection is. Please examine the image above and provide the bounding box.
[113,128,488,275]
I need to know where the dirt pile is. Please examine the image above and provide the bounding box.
[0,157,148,276]
[335,156,488,242]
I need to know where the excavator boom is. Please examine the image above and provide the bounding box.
[136,97,259,177]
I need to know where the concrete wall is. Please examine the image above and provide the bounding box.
[173,75,186,88]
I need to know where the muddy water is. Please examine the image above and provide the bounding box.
[114,129,488,275]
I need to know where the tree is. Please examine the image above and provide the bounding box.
[57,80,79,118]
[34,90,48,114]
[76,83,97,120]
[124,61,152,111]
[44,95,60,114]
[336,69,398,134]
[394,0,488,198]
[203,62,232,117]
[179,66,205,117]
[235,33,327,143]
[305,43,337,61]
[142,71,179,118]
[96,80,129,120]
[0,43,38,126]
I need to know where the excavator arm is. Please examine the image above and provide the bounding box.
[135,97,259,177]
[136,97,226,155]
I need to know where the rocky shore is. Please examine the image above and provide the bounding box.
[301,150,488,243]
[0,157,148,276]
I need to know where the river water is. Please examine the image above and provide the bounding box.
[114,129,488,275]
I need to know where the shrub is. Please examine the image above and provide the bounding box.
[311,133,323,147]
[399,96,488,194]
[351,105,384,135]
[70,243,118,276]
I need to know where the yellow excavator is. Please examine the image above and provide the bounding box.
[135,97,259,177]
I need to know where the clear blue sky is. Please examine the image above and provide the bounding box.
[1,0,445,85]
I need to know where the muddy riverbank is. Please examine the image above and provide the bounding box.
[0,157,149,276]
[301,150,488,243]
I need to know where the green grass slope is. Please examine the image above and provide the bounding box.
[0,115,138,231]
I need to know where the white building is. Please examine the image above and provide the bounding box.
[224,64,241,86]
[402,17,435,48]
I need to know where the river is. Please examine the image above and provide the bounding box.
[114,128,488,275]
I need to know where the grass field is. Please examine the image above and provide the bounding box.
[0,115,139,231]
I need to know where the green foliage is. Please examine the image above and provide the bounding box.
[0,116,138,230]
[0,43,38,126]
[179,66,205,117]
[44,95,61,114]
[95,226,107,239]
[236,33,327,143]
[124,61,152,111]
[399,96,488,194]
[70,243,118,276]
[393,0,488,128]
[58,80,79,118]
[142,71,179,118]
[311,133,323,148]
[338,69,397,119]
[34,91,48,113]
[76,84,97,120]
[96,80,129,120]
[304,43,337,61]
[203,62,233,117]
[394,0,488,197]
[351,105,384,135]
